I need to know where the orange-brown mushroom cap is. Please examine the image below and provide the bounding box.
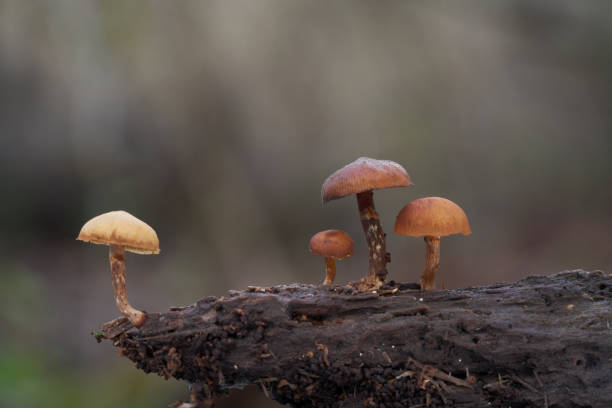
[394,197,471,237]
[77,210,160,254]
[321,157,412,202]
[309,230,354,260]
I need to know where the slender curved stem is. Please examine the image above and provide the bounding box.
[323,257,337,285]
[109,245,147,327]
[421,236,441,290]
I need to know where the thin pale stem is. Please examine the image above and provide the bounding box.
[323,257,337,285]
[110,245,147,327]
[421,236,441,290]
[356,190,389,282]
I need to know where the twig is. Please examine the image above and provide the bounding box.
[533,370,543,388]
[511,375,540,394]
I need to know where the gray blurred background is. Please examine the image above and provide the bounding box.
[1,1,611,407]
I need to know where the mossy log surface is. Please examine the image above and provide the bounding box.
[99,270,612,408]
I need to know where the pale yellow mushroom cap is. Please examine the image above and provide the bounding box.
[77,210,160,254]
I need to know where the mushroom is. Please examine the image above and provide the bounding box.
[309,230,354,285]
[77,210,160,327]
[394,197,471,290]
[321,157,412,284]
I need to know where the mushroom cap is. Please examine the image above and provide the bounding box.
[309,229,354,260]
[394,197,471,237]
[77,210,160,254]
[321,157,412,202]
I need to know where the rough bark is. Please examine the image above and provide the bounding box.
[98,270,612,408]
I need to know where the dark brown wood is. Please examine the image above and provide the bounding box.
[356,190,389,282]
[98,270,612,408]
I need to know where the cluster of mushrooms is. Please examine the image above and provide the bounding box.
[77,157,470,328]
[310,157,471,291]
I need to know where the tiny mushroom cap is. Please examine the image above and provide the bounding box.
[309,230,354,260]
[394,197,471,237]
[321,157,412,203]
[77,210,160,254]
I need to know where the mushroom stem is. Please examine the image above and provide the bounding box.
[421,236,441,290]
[109,245,147,327]
[322,257,337,285]
[356,190,389,281]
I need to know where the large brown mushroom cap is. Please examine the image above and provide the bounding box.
[77,210,160,254]
[321,157,412,202]
[394,197,471,237]
[309,230,354,260]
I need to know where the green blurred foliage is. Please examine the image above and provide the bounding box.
[0,348,183,408]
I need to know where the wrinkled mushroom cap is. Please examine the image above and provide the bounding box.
[321,157,412,202]
[77,210,160,254]
[394,197,471,237]
[309,230,354,260]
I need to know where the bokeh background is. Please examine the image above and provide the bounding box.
[1,1,611,407]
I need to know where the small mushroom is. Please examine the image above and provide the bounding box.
[394,197,471,290]
[321,157,412,284]
[309,230,354,285]
[77,210,160,327]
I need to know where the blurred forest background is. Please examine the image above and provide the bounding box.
[1,1,611,407]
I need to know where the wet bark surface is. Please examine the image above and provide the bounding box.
[99,270,612,408]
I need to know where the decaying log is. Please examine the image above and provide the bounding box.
[98,270,612,407]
